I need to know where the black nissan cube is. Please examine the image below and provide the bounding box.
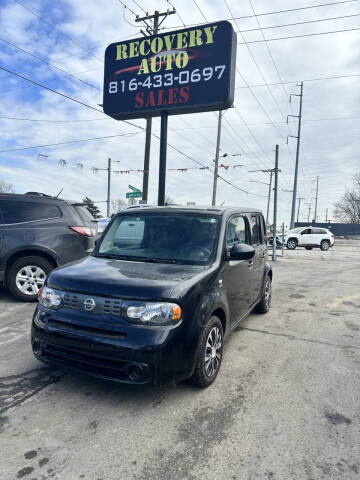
[31,206,272,388]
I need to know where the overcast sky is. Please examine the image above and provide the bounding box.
[0,0,359,224]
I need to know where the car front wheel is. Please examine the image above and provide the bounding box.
[320,240,330,251]
[7,256,53,302]
[286,238,297,250]
[190,316,224,388]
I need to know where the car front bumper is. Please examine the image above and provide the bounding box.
[31,306,194,386]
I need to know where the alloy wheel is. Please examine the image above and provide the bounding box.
[15,265,46,296]
[265,278,272,309]
[204,326,222,377]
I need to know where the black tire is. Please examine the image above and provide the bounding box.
[286,238,298,250]
[190,316,224,388]
[7,256,53,302]
[320,240,330,251]
[255,275,272,314]
[305,246,313,250]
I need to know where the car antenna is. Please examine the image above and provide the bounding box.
[55,187,63,198]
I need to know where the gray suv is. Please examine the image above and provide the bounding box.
[0,192,97,301]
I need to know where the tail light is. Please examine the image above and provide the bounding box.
[331,234,335,238]
[69,226,95,237]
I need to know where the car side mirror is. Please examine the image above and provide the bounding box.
[229,243,255,261]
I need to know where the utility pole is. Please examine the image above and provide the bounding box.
[249,170,276,228]
[314,176,319,223]
[212,110,223,206]
[326,208,329,223]
[135,9,176,203]
[288,81,304,229]
[106,157,111,217]
[272,145,279,261]
[305,202,311,223]
[266,171,273,229]
[297,197,304,224]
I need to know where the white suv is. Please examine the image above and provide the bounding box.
[285,227,335,251]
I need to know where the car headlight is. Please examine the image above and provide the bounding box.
[38,286,63,309]
[123,301,182,326]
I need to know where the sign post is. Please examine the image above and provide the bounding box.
[103,21,236,204]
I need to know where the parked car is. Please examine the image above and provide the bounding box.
[0,192,97,301]
[32,206,272,388]
[96,217,110,234]
[268,234,284,247]
[284,226,335,251]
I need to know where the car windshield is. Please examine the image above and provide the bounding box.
[96,212,220,265]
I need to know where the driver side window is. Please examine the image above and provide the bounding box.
[226,216,249,250]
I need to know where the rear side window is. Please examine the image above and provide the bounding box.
[0,200,61,224]
[250,215,262,245]
[312,228,327,234]
[68,205,94,223]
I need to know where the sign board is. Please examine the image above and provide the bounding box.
[128,184,141,192]
[126,191,142,198]
[103,21,237,120]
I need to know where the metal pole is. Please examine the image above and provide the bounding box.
[106,157,111,217]
[141,13,159,204]
[266,171,273,228]
[212,110,223,206]
[290,81,303,229]
[158,111,168,206]
[272,145,279,261]
[296,197,303,224]
[326,208,328,223]
[281,222,285,256]
[308,204,311,223]
[314,176,319,222]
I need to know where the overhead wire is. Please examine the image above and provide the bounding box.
[13,0,103,62]
[0,37,101,91]
[238,26,360,44]
[0,132,140,153]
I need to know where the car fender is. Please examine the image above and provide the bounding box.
[4,244,60,272]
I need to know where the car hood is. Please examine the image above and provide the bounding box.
[47,256,208,300]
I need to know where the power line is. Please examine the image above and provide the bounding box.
[0,66,143,132]
[0,116,107,123]
[238,26,360,44]
[0,132,139,153]
[192,0,208,22]
[0,37,101,91]
[235,72,360,88]
[163,1,360,30]
[13,0,103,62]
[237,12,360,34]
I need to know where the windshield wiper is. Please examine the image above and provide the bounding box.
[95,254,178,263]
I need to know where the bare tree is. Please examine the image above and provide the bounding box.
[0,181,14,193]
[110,198,126,215]
[334,173,360,223]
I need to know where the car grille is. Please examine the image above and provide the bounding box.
[63,292,122,315]
[40,343,151,383]
[47,319,127,339]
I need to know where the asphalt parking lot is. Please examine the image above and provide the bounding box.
[1,242,359,480]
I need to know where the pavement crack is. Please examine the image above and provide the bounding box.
[238,327,360,350]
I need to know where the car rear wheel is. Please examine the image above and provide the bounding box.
[305,246,313,250]
[190,316,224,388]
[8,256,53,302]
[255,275,272,314]
[286,238,297,250]
[320,240,330,251]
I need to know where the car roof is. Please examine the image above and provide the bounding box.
[0,192,81,205]
[118,205,263,216]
